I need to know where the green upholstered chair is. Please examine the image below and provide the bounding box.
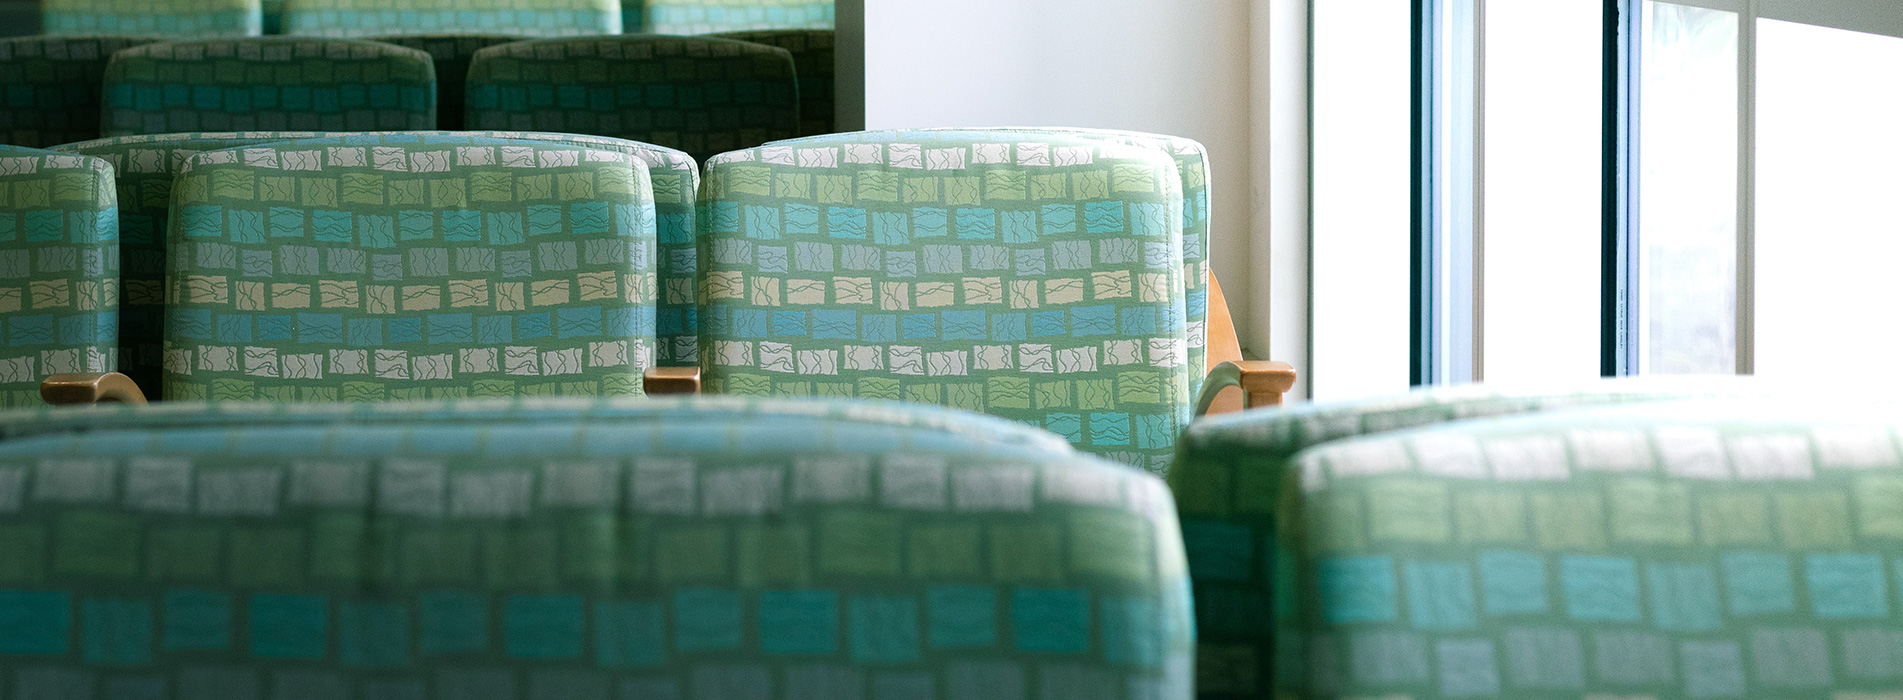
[370,34,524,130]
[282,0,621,38]
[697,130,1191,472]
[41,0,264,39]
[0,146,119,407]
[99,38,437,137]
[159,135,658,401]
[0,395,1191,699]
[709,29,833,138]
[0,36,158,149]
[643,0,833,34]
[262,0,285,33]
[1167,376,1777,699]
[464,36,799,165]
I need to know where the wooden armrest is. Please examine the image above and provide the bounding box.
[1195,361,1297,416]
[41,372,149,406]
[643,366,702,395]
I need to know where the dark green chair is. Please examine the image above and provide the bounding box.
[709,29,833,137]
[0,36,158,148]
[371,34,523,131]
[100,38,437,136]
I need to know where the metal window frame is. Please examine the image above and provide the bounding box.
[1414,0,1482,386]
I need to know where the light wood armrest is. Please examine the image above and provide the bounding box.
[1204,268,1246,414]
[41,372,149,406]
[643,366,702,395]
[1195,361,1297,416]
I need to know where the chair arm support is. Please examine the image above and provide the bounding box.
[1194,361,1297,416]
[41,372,149,406]
[643,366,702,395]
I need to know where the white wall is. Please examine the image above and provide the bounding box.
[861,0,1263,352]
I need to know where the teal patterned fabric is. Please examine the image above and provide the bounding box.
[464,36,799,164]
[698,131,1191,472]
[370,35,524,131]
[643,0,833,34]
[1260,398,1903,698]
[262,0,285,34]
[41,0,263,39]
[161,135,658,401]
[1167,376,1778,699]
[0,396,1191,699]
[0,146,118,408]
[0,36,158,149]
[282,0,621,38]
[100,38,437,137]
[709,29,834,138]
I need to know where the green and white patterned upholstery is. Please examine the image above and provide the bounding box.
[643,0,832,34]
[698,130,1191,472]
[0,36,158,149]
[41,0,263,39]
[100,38,437,137]
[0,146,119,408]
[1256,397,1903,698]
[160,135,658,401]
[282,0,621,38]
[1168,376,1778,699]
[0,396,1191,699]
[371,35,524,131]
[709,29,833,138]
[464,36,799,165]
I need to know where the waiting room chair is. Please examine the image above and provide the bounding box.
[643,0,833,34]
[708,29,833,137]
[282,0,622,38]
[370,34,524,130]
[41,0,264,39]
[100,38,437,136]
[0,36,158,149]
[0,146,121,407]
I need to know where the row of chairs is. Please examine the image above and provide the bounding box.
[40,0,833,38]
[5,127,1255,472]
[0,32,836,153]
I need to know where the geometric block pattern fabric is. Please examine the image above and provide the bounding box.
[1164,376,1776,699]
[41,0,263,39]
[0,396,1190,700]
[370,35,525,131]
[53,131,695,393]
[708,29,833,137]
[160,136,658,402]
[0,36,159,149]
[0,146,120,408]
[698,131,1191,472]
[1263,398,1903,699]
[465,36,799,165]
[281,0,620,38]
[100,39,437,137]
[642,0,833,34]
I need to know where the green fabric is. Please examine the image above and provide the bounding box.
[464,36,799,165]
[282,0,621,38]
[56,130,695,393]
[0,146,119,408]
[698,130,1192,472]
[160,134,658,401]
[0,36,158,149]
[1260,398,1903,698]
[709,29,834,138]
[100,38,437,137]
[1166,376,1778,699]
[644,0,832,34]
[0,396,1190,698]
[370,34,524,130]
[262,0,284,33]
[41,0,263,38]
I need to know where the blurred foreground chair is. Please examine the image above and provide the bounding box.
[283,0,622,38]
[41,0,264,39]
[643,0,833,34]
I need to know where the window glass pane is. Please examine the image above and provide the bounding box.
[1481,0,1604,381]
[1311,0,1412,400]
[1638,2,1738,374]
[1755,19,1903,381]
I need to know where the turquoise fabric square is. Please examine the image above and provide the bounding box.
[1010,588,1089,653]
[596,600,666,667]
[504,594,583,658]
[1721,552,1795,615]
[1560,556,1640,622]
[340,601,410,667]
[1646,563,1722,632]
[1101,596,1161,668]
[420,593,489,655]
[1478,551,1548,615]
[1319,556,1399,623]
[759,590,838,655]
[250,593,328,659]
[1404,560,1477,630]
[926,586,995,649]
[849,595,921,663]
[83,597,150,664]
[1807,553,1889,619]
[673,589,742,651]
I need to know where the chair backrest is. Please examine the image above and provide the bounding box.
[370,35,524,130]
[41,0,263,39]
[100,38,437,137]
[465,36,799,165]
[282,0,621,38]
[708,29,834,138]
[698,131,1191,472]
[160,135,658,402]
[0,396,1191,699]
[0,146,119,407]
[643,0,833,34]
[0,36,158,149]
